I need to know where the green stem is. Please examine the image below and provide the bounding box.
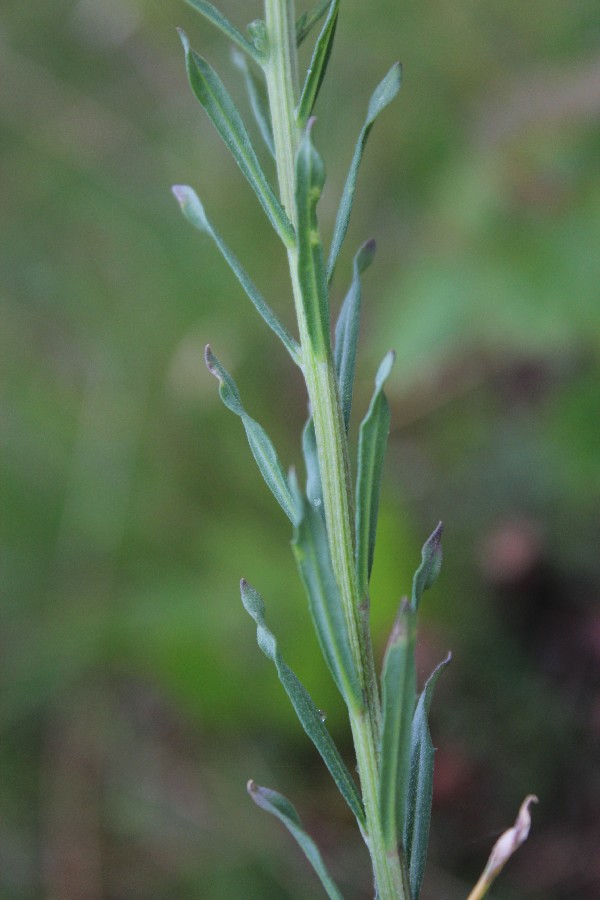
[263,3,407,897]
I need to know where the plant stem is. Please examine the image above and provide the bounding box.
[263,2,408,896]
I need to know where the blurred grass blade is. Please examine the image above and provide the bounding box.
[293,494,362,710]
[173,187,300,362]
[240,580,365,826]
[179,31,295,246]
[466,795,538,900]
[295,123,330,357]
[327,63,402,283]
[379,599,417,851]
[334,239,376,432]
[412,522,443,611]
[232,50,275,158]
[247,782,344,900]
[296,0,331,46]
[296,0,340,128]
[404,653,452,900]
[183,0,263,62]
[302,418,323,509]
[355,351,395,600]
[205,347,298,523]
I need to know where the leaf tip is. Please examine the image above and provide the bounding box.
[177,27,190,53]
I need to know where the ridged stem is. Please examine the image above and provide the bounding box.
[263,3,408,897]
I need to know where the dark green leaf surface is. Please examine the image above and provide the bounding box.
[296,0,332,46]
[355,351,395,600]
[293,495,362,710]
[248,782,344,900]
[183,0,263,61]
[295,124,331,357]
[411,522,443,611]
[296,0,340,128]
[327,63,402,283]
[205,347,298,523]
[179,31,294,246]
[240,580,365,826]
[173,186,300,361]
[334,239,376,432]
[379,600,417,852]
[232,50,275,157]
[404,654,452,899]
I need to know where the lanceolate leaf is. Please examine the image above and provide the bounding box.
[379,600,417,852]
[293,495,362,711]
[412,522,444,611]
[404,653,452,900]
[232,50,275,158]
[296,0,332,46]
[295,123,331,357]
[248,782,344,900]
[240,580,365,826]
[334,239,376,432]
[173,187,300,362]
[355,351,395,601]
[296,0,340,129]
[183,0,263,62]
[204,347,298,524]
[179,31,295,247]
[327,63,402,283]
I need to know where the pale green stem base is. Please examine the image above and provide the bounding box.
[263,2,408,897]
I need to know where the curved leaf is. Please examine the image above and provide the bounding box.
[379,599,417,852]
[183,0,263,61]
[327,63,402,282]
[334,239,376,431]
[205,347,298,524]
[173,187,300,362]
[355,351,395,600]
[412,521,443,611]
[293,495,363,710]
[248,782,344,900]
[179,30,295,246]
[241,580,365,826]
[404,653,452,899]
[296,0,340,128]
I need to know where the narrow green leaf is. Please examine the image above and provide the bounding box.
[247,782,344,900]
[296,0,332,46]
[327,63,402,283]
[173,187,300,362]
[302,417,323,510]
[241,580,365,826]
[232,50,275,158]
[412,522,443,611]
[205,347,298,524]
[293,494,362,711]
[404,653,452,900]
[295,123,330,357]
[296,0,340,128]
[334,239,376,432]
[355,351,395,600]
[183,0,262,62]
[179,30,295,247]
[379,599,417,852]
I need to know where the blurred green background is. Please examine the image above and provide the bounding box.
[3,1,600,897]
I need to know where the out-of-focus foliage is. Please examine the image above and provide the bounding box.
[2,1,599,897]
